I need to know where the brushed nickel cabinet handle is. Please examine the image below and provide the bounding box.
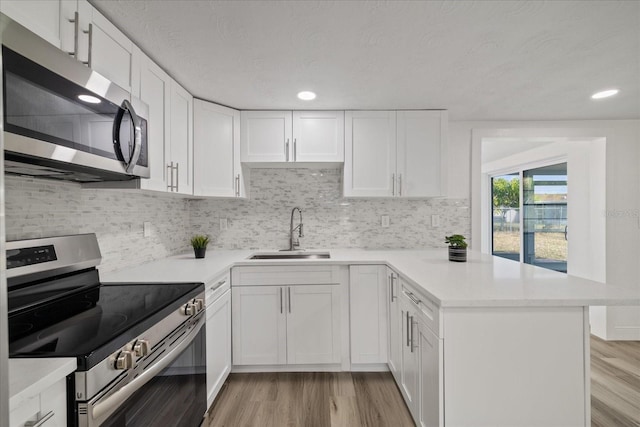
[235,174,240,197]
[391,274,397,302]
[82,23,93,67]
[280,287,283,314]
[175,162,179,192]
[293,138,297,161]
[167,162,173,191]
[406,311,410,347]
[392,174,395,196]
[68,11,79,58]
[288,287,291,313]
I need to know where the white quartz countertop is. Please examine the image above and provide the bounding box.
[9,358,76,411]
[101,249,640,308]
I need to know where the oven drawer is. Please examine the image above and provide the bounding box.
[10,378,66,427]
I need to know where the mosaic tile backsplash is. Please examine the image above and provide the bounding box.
[6,169,470,272]
[190,169,470,251]
[5,176,192,273]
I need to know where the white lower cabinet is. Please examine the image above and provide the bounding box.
[232,284,341,366]
[417,316,442,427]
[10,378,66,427]
[387,267,401,382]
[205,274,232,408]
[349,265,388,365]
[400,294,420,419]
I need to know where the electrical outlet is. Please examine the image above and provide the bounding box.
[431,215,440,227]
[220,218,228,231]
[143,221,152,238]
[381,215,390,228]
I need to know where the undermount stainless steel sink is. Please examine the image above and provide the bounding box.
[248,251,331,260]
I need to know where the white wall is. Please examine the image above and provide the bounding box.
[451,119,640,340]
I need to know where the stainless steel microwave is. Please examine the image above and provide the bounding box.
[1,13,150,182]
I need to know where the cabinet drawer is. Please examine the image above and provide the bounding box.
[206,272,231,305]
[10,378,66,427]
[232,265,341,286]
[401,280,439,337]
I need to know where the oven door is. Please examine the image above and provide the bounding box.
[78,316,206,427]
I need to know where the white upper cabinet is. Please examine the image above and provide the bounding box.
[241,111,344,164]
[135,50,171,192]
[292,111,344,162]
[397,111,447,198]
[344,110,447,198]
[194,100,246,198]
[85,5,134,92]
[169,80,194,195]
[344,111,397,197]
[1,1,66,48]
[240,111,292,162]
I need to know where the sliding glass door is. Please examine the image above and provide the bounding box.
[523,163,568,272]
[491,162,568,273]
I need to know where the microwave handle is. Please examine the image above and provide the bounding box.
[113,100,143,174]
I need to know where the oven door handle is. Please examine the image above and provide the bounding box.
[91,314,204,423]
[113,99,143,175]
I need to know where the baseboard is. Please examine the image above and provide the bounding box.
[232,364,343,373]
[350,363,390,372]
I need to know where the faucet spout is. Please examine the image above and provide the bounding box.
[289,207,303,251]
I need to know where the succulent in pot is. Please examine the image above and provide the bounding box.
[445,234,468,262]
[190,235,210,259]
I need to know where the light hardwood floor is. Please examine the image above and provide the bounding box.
[590,336,640,427]
[206,336,640,427]
[205,372,414,427]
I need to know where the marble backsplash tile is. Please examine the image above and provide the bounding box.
[5,176,192,273]
[190,169,471,251]
[6,169,470,272]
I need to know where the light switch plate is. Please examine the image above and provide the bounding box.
[381,215,390,228]
[220,218,228,231]
[431,215,440,227]
[143,221,152,238]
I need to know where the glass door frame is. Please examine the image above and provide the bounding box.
[488,156,568,271]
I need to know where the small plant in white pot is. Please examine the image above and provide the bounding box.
[445,234,468,262]
[190,235,210,259]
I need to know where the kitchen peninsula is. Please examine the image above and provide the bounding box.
[103,249,640,427]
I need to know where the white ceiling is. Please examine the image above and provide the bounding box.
[91,0,640,121]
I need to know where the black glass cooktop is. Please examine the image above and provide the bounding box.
[9,278,203,370]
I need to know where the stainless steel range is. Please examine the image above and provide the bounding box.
[7,234,207,427]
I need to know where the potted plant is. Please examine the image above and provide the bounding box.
[445,234,468,262]
[190,235,210,259]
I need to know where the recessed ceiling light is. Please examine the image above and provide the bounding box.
[297,91,316,101]
[78,94,101,104]
[591,89,619,99]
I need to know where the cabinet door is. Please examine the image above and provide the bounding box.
[418,318,442,427]
[400,298,419,418]
[286,285,341,364]
[0,1,63,49]
[292,111,344,162]
[194,100,243,197]
[206,289,231,408]
[240,111,292,162]
[169,79,194,195]
[232,286,287,365]
[396,111,447,197]
[344,111,397,197]
[388,269,402,382]
[85,5,133,92]
[138,53,171,192]
[349,265,387,364]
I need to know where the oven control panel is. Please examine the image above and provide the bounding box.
[7,245,57,269]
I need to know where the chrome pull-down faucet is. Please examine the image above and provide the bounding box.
[289,207,304,251]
